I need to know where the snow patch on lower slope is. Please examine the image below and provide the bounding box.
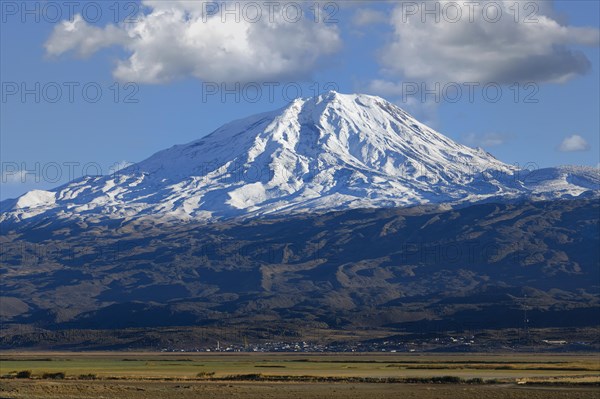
[15,190,56,209]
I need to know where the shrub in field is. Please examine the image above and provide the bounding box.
[16,370,32,379]
[79,374,97,380]
[196,371,216,378]
[42,372,66,379]
[224,373,263,381]
[433,376,462,384]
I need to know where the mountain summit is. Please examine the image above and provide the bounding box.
[2,92,598,223]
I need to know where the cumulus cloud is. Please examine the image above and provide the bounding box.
[374,0,599,86]
[108,161,135,175]
[558,135,590,152]
[462,132,513,148]
[45,15,130,58]
[353,8,388,26]
[1,169,29,184]
[366,79,405,96]
[45,1,341,84]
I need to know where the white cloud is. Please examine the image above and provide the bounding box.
[558,135,590,152]
[45,1,341,84]
[1,170,28,184]
[108,161,135,175]
[375,0,599,85]
[462,132,513,148]
[353,8,388,26]
[366,79,405,97]
[45,15,129,58]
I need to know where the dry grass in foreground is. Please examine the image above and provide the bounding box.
[1,380,600,399]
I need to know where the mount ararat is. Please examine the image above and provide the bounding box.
[1,92,599,350]
[2,92,598,224]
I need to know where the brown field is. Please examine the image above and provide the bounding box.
[1,352,599,399]
[2,380,600,399]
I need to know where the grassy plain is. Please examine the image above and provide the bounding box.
[1,352,599,399]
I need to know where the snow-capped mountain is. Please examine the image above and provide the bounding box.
[2,92,599,223]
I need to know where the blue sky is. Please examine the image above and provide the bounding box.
[1,0,599,200]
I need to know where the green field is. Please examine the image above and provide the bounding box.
[1,352,599,381]
[1,352,599,399]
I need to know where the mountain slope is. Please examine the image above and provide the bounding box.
[1,199,598,342]
[2,92,598,223]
